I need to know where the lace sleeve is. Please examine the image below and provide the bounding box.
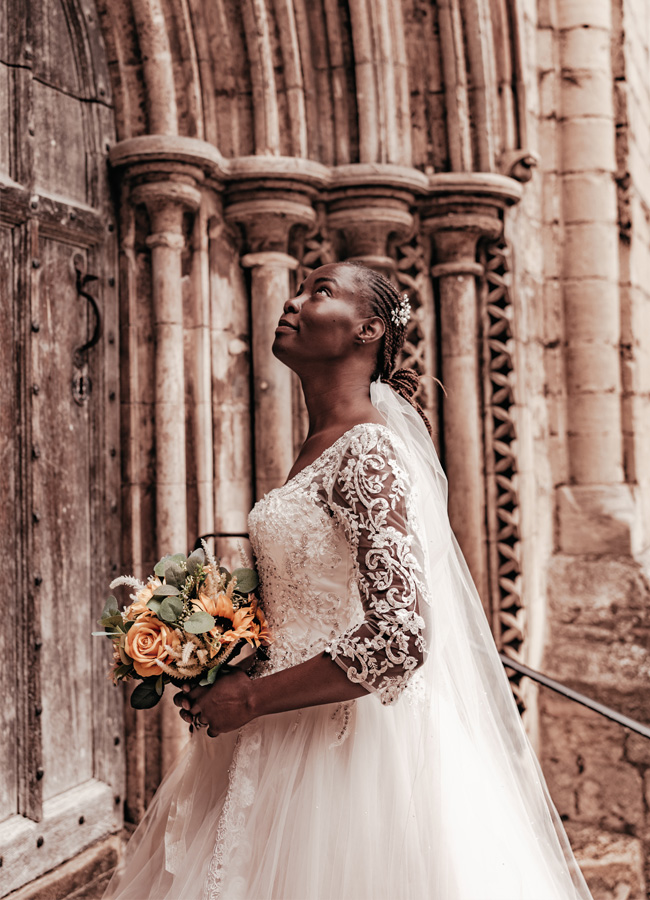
[323,427,429,705]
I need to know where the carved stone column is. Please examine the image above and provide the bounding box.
[421,174,522,608]
[110,136,225,784]
[225,158,328,498]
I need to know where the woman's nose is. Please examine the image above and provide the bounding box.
[283,294,300,314]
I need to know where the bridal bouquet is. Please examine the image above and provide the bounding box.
[95,542,270,709]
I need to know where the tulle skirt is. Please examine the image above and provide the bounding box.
[103,677,588,900]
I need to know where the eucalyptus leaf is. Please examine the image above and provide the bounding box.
[153,583,180,598]
[155,674,164,697]
[146,598,162,615]
[124,619,136,632]
[184,609,216,634]
[186,549,205,577]
[130,680,163,710]
[100,614,125,631]
[159,595,183,623]
[231,567,258,594]
[101,595,119,620]
[164,563,186,589]
[218,566,232,585]
[199,665,220,687]
[154,553,187,578]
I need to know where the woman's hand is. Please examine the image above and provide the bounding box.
[173,668,256,738]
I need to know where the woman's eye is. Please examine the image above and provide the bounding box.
[315,286,330,296]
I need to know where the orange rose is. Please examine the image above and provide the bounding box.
[124,617,181,678]
[125,580,161,620]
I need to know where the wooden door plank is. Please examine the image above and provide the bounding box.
[31,237,93,803]
[0,225,18,824]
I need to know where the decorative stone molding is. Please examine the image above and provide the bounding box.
[479,238,525,711]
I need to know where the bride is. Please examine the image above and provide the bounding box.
[104,262,593,900]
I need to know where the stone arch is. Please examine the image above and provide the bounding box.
[98,0,529,174]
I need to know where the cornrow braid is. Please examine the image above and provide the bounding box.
[344,262,433,437]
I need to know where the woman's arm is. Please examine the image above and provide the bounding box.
[175,650,370,737]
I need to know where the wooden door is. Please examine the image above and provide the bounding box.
[0,0,122,892]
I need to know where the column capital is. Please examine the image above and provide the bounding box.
[225,157,328,252]
[325,164,427,269]
[420,173,522,272]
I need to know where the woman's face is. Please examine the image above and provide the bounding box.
[272,263,376,372]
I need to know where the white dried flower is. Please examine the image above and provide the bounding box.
[390,294,411,328]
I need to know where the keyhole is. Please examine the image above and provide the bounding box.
[72,371,92,405]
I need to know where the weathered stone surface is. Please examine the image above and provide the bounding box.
[568,826,646,900]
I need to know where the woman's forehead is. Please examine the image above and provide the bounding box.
[308,262,360,289]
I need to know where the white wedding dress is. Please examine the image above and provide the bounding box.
[104,383,592,900]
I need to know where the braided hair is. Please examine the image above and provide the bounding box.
[344,262,433,436]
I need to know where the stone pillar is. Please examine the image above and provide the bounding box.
[109,136,226,786]
[129,178,201,772]
[225,158,328,498]
[421,174,521,607]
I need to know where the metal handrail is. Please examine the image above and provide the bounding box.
[500,654,650,741]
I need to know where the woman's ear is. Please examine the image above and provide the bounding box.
[357,316,385,344]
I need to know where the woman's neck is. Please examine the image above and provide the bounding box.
[299,369,379,436]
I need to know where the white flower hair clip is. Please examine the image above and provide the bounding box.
[391,294,411,328]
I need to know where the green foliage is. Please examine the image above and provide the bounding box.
[101,596,119,619]
[154,553,186,578]
[164,563,186,589]
[184,609,216,634]
[159,596,183,623]
[146,598,162,615]
[153,583,180,598]
[155,674,164,696]
[130,679,163,709]
[113,663,133,681]
[199,665,220,687]
[186,549,205,577]
[231,568,258,594]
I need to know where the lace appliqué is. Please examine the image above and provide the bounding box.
[324,430,428,705]
[202,725,262,900]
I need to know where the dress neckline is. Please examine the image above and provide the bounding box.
[282,421,390,489]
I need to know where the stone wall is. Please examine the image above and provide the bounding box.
[513,1,650,896]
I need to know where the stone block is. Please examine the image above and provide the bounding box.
[560,26,611,71]
[562,70,615,120]
[565,343,620,394]
[567,826,646,900]
[556,484,643,556]
[563,279,621,341]
[540,696,645,834]
[562,172,618,224]
[561,119,616,173]
[563,222,619,280]
[558,1,612,30]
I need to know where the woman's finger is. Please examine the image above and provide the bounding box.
[172,692,185,708]
[207,726,219,739]
[185,683,207,702]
